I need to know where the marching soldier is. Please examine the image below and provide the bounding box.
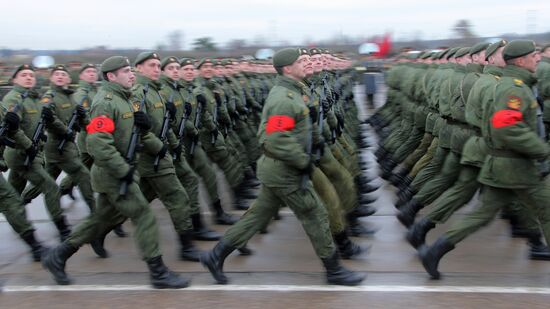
[42,56,189,289]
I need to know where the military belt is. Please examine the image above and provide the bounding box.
[488,148,523,159]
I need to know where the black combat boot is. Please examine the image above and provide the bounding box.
[350,204,377,218]
[355,176,379,194]
[238,246,254,256]
[406,218,436,249]
[321,250,366,285]
[528,232,550,261]
[191,213,221,241]
[243,168,261,188]
[233,182,258,200]
[334,231,363,259]
[200,239,236,284]
[380,159,397,180]
[419,236,455,279]
[359,194,377,206]
[179,231,202,261]
[146,255,190,289]
[389,166,410,187]
[20,230,45,262]
[42,242,79,285]
[54,216,71,242]
[397,175,413,192]
[211,199,238,225]
[395,187,416,209]
[374,147,388,161]
[113,224,128,237]
[347,215,377,237]
[90,230,109,258]
[397,198,423,228]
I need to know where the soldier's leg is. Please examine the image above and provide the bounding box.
[202,134,244,189]
[410,146,449,191]
[311,167,345,234]
[0,175,33,235]
[19,162,64,221]
[187,146,220,202]
[517,183,550,247]
[401,133,434,171]
[21,162,62,202]
[425,165,480,224]
[409,137,439,177]
[59,152,93,194]
[56,159,95,211]
[445,186,513,245]
[319,148,358,214]
[413,152,462,205]
[174,158,201,216]
[223,186,281,248]
[140,174,192,233]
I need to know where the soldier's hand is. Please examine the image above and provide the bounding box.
[308,106,318,123]
[133,111,152,131]
[76,105,87,119]
[184,102,193,117]
[4,112,20,131]
[41,107,55,123]
[196,94,207,107]
[25,145,38,163]
[120,166,135,183]
[0,160,8,172]
[165,101,177,120]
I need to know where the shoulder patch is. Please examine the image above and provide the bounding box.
[122,112,133,119]
[105,92,113,100]
[506,96,522,110]
[82,99,89,109]
[86,115,115,134]
[513,79,523,86]
[531,101,538,109]
[40,97,52,104]
[287,92,294,98]
[133,101,141,111]
[154,102,163,109]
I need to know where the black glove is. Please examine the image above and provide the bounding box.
[121,166,135,183]
[4,112,20,131]
[25,146,38,163]
[321,98,330,115]
[172,143,183,158]
[133,111,151,131]
[41,107,54,123]
[75,105,87,119]
[308,106,318,123]
[0,160,8,172]
[165,101,177,120]
[157,144,168,160]
[196,94,207,107]
[184,102,193,117]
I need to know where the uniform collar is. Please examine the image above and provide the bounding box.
[78,80,96,91]
[159,75,179,89]
[136,75,161,90]
[501,65,536,87]
[275,75,306,94]
[466,63,483,73]
[483,65,504,77]
[102,81,132,100]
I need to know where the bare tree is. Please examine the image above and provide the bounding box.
[167,30,183,51]
[452,20,477,44]
[193,37,217,52]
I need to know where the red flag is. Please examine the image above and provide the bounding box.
[374,33,392,58]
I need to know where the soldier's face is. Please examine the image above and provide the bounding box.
[137,59,161,80]
[163,63,180,81]
[285,55,308,81]
[214,65,224,76]
[457,55,472,65]
[13,70,36,88]
[519,52,540,73]
[199,63,214,78]
[50,70,70,87]
[311,55,323,72]
[108,66,134,88]
[179,65,196,81]
[302,55,314,77]
[490,47,506,67]
[79,68,98,84]
[473,51,487,66]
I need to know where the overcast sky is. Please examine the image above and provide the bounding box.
[1,0,548,50]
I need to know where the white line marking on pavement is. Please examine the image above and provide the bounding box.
[4,285,550,294]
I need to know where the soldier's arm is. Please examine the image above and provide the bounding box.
[86,103,130,178]
[44,98,69,135]
[259,103,310,170]
[490,87,550,159]
[73,93,91,128]
[2,97,32,149]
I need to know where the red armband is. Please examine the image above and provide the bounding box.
[87,115,115,134]
[491,110,523,129]
[266,115,295,135]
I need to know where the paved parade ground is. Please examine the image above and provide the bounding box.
[1,85,549,308]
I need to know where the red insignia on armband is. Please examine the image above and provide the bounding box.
[87,115,115,134]
[491,110,523,129]
[266,115,295,134]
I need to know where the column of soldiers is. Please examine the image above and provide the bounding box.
[368,40,550,280]
[0,47,376,288]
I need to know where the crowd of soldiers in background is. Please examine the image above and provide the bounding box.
[0,47,378,288]
[369,39,550,279]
